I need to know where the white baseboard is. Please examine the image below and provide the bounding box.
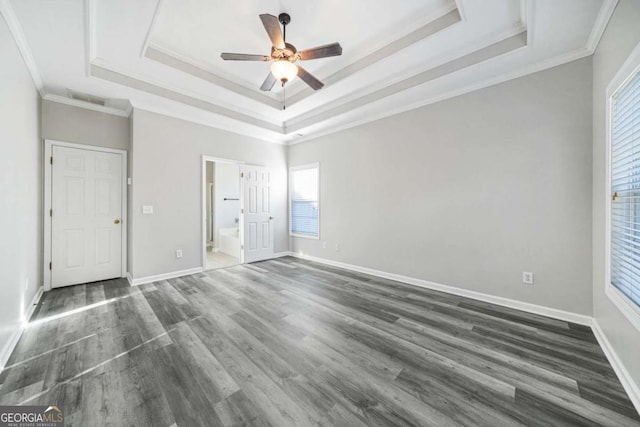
[269,251,292,260]
[287,252,592,326]
[592,319,640,414]
[128,267,204,286]
[0,286,44,371]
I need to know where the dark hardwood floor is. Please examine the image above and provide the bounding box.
[0,257,638,426]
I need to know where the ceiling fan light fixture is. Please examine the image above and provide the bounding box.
[270,60,298,84]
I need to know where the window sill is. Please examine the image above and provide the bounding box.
[605,283,640,333]
[290,233,320,240]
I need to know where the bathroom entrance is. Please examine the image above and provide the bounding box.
[203,157,242,270]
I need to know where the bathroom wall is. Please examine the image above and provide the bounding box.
[214,162,241,250]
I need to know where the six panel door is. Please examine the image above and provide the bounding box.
[243,166,274,263]
[51,146,123,287]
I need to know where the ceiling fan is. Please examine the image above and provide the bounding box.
[220,13,342,92]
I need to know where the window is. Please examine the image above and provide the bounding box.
[608,54,640,329]
[290,163,319,238]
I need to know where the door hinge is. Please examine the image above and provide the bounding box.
[50,209,52,217]
[50,156,53,165]
[49,262,52,270]
[241,245,244,250]
[240,172,244,178]
[241,208,244,214]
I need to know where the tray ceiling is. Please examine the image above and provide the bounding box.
[3,0,616,144]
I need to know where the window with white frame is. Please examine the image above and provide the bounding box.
[610,64,640,314]
[290,163,319,238]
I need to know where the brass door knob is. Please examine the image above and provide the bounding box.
[114,219,121,224]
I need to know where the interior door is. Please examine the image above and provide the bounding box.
[243,165,274,263]
[51,145,123,287]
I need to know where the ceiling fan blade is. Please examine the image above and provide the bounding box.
[297,66,324,90]
[259,14,285,50]
[260,72,277,91]
[220,53,271,61]
[298,43,343,61]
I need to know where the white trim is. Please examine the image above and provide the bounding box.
[591,319,640,414]
[84,0,96,77]
[139,0,163,58]
[288,252,593,326]
[604,39,640,333]
[586,0,619,53]
[606,285,640,333]
[271,251,291,259]
[0,286,43,371]
[0,0,44,93]
[289,163,321,240]
[128,267,203,286]
[288,46,592,146]
[43,140,128,291]
[145,42,282,109]
[42,93,131,118]
[201,156,246,272]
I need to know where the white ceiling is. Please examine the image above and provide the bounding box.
[2,0,616,144]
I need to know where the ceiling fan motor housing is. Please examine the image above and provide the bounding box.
[272,43,298,61]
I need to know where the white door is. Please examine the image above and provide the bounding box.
[243,166,274,263]
[51,146,123,287]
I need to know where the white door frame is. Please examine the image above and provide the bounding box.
[43,139,128,291]
[201,155,245,270]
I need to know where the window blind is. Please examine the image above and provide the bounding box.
[611,68,640,307]
[290,166,319,237]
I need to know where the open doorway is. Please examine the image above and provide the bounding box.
[203,158,243,270]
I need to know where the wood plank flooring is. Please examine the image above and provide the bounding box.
[1,257,638,426]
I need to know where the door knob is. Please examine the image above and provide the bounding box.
[114,219,120,224]
[269,216,274,220]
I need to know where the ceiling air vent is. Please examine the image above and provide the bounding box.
[67,90,107,106]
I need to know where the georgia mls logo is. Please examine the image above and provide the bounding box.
[0,405,64,427]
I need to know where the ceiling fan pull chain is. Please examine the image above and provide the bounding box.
[283,82,286,110]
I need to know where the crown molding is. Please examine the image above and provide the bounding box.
[90,59,284,132]
[140,0,163,58]
[289,46,592,146]
[586,0,618,53]
[144,3,461,112]
[43,93,131,117]
[84,0,96,77]
[145,43,282,109]
[0,0,44,95]
[285,28,527,134]
[284,6,463,108]
[129,104,286,145]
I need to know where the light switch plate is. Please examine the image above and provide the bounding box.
[142,205,153,214]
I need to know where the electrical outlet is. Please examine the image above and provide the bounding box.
[522,272,533,285]
[142,205,153,214]
[176,249,183,259]
[322,241,327,249]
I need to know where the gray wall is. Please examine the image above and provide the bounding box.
[592,0,640,391]
[130,109,287,278]
[0,14,41,365]
[289,57,593,315]
[41,98,133,279]
[41,99,130,151]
